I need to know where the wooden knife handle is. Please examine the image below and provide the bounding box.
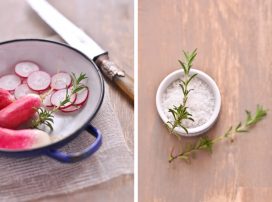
[94,54,134,101]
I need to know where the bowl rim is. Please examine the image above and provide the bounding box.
[156,68,221,136]
[0,38,105,153]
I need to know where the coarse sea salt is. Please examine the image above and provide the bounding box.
[162,76,215,129]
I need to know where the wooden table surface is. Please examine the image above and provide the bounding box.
[0,0,133,201]
[139,1,272,202]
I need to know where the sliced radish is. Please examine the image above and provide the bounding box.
[14,84,36,99]
[27,71,51,91]
[15,61,39,78]
[50,88,76,109]
[61,105,81,112]
[51,72,71,90]
[42,90,54,107]
[74,87,89,105]
[0,74,21,91]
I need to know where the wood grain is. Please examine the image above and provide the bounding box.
[139,1,272,202]
[0,0,133,201]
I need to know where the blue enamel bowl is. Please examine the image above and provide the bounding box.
[0,39,104,163]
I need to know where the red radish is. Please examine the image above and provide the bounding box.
[0,94,41,129]
[37,89,50,95]
[51,72,71,90]
[15,61,39,78]
[22,79,28,84]
[0,88,14,109]
[50,88,76,109]
[27,71,51,91]
[14,84,36,99]
[0,74,21,91]
[42,90,54,107]
[61,105,81,112]
[74,87,89,106]
[0,127,50,150]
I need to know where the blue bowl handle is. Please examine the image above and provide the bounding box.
[46,124,102,163]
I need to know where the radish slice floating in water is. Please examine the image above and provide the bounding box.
[27,71,51,91]
[15,61,39,78]
[74,87,89,105]
[50,88,76,109]
[61,105,81,112]
[14,84,36,99]
[0,74,21,91]
[42,90,54,107]
[51,72,71,90]
[0,127,50,150]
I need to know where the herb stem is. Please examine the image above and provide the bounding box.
[168,105,267,163]
[167,49,198,134]
[32,73,88,130]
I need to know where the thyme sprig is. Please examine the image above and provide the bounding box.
[168,105,267,163]
[167,49,198,133]
[32,73,88,130]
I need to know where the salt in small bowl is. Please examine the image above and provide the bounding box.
[156,68,221,136]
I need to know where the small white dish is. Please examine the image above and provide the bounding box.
[156,68,221,136]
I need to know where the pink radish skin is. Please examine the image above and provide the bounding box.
[0,127,50,150]
[0,94,41,129]
[15,61,40,78]
[0,74,21,91]
[51,89,76,109]
[74,87,89,106]
[51,72,72,90]
[22,79,28,84]
[27,71,51,91]
[14,84,37,99]
[0,89,14,110]
[61,105,81,113]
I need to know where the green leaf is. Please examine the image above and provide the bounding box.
[178,60,187,74]
[179,124,189,134]
[187,73,198,84]
[179,84,186,95]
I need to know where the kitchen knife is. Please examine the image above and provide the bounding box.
[27,0,134,101]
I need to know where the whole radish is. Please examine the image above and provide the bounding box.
[0,94,41,129]
[0,127,50,150]
[0,88,14,110]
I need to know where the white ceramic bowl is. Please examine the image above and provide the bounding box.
[156,68,221,136]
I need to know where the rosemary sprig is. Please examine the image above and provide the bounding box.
[168,105,267,163]
[56,73,88,108]
[32,108,54,131]
[167,49,198,133]
[71,73,88,94]
[32,73,88,130]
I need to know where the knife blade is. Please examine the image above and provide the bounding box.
[27,0,134,101]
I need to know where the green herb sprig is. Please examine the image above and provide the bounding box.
[32,73,88,130]
[168,105,267,163]
[32,107,54,130]
[167,49,198,134]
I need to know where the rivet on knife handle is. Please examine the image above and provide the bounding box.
[95,54,134,101]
